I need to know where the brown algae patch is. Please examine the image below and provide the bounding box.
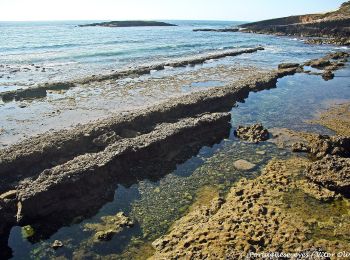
[151,157,350,259]
[283,190,350,242]
[308,102,350,136]
[188,186,220,214]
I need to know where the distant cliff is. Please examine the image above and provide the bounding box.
[79,20,177,27]
[240,1,350,45]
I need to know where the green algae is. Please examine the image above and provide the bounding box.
[130,141,285,241]
[21,225,35,239]
[283,189,350,244]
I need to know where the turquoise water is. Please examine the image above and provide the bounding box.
[0,20,346,87]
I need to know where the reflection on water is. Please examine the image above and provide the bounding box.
[6,64,350,259]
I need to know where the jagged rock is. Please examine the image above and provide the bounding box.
[239,1,350,46]
[306,155,350,196]
[325,51,350,60]
[298,179,339,202]
[308,135,350,159]
[291,142,310,153]
[233,159,256,170]
[234,123,269,143]
[151,157,350,259]
[322,70,335,81]
[92,131,120,147]
[308,58,331,69]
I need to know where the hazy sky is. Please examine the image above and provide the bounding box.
[0,0,347,22]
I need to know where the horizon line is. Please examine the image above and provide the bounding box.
[0,18,250,23]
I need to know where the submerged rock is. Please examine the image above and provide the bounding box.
[84,212,134,242]
[233,159,256,171]
[234,123,269,143]
[306,155,350,196]
[51,240,63,249]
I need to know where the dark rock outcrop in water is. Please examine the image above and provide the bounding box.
[193,28,239,32]
[240,1,350,45]
[79,20,177,27]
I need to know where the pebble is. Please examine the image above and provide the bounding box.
[233,159,256,170]
[51,240,63,249]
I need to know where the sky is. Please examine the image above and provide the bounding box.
[0,0,347,22]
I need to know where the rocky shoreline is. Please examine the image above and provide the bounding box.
[151,101,350,260]
[0,50,349,258]
[0,47,264,102]
[239,1,350,46]
[0,66,280,258]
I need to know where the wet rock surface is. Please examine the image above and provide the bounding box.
[151,157,350,259]
[234,123,269,143]
[278,63,301,70]
[306,155,350,196]
[233,159,256,170]
[1,52,349,258]
[151,101,350,259]
[307,135,350,159]
[83,212,134,242]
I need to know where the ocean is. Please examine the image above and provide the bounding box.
[0,20,346,88]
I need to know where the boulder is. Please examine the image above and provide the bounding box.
[308,135,350,159]
[309,58,331,69]
[322,70,334,81]
[51,240,63,249]
[234,123,269,143]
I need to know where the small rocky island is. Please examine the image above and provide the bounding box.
[79,20,177,27]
